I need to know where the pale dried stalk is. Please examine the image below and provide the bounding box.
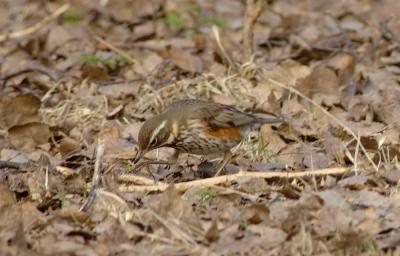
[80,139,105,211]
[243,0,266,61]
[118,167,350,193]
[92,34,140,67]
[267,77,379,172]
[0,4,70,42]
[212,26,234,68]
[118,174,160,186]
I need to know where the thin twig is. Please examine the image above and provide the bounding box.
[118,173,163,186]
[212,26,235,68]
[267,77,379,172]
[0,60,60,85]
[96,189,129,209]
[118,215,182,245]
[91,34,140,67]
[243,0,266,61]
[80,139,105,212]
[0,4,70,43]
[118,167,350,192]
[354,129,361,175]
[150,210,197,245]
[0,160,32,170]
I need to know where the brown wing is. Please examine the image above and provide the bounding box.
[165,99,283,129]
[202,104,257,129]
[165,99,257,129]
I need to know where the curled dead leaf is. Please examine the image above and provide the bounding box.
[81,63,109,81]
[59,137,81,158]
[243,204,270,224]
[56,207,91,223]
[204,219,220,243]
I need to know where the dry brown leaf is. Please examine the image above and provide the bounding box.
[147,185,202,236]
[0,184,16,208]
[276,144,303,169]
[252,81,283,114]
[59,137,81,158]
[132,22,156,41]
[107,0,162,22]
[314,205,352,237]
[0,204,24,251]
[322,133,346,165]
[242,204,270,225]
[98,82,140,99]
[381,169,400,184]
[56,207,91,223]
[0,94,41,129]
[247,225,287,250]
[46,25,75,53]
[169,47,203,73]
[21,202,47,231]
[327,53,355,85]
[8,122,50,151]
[300,144,332,170]
[97,124,127,155]
[281,97,305,117]
[204,219,220,243]
[296,66,339,98]
[263,62,311,87]
[212,95,237,106]
[260,124,287,155]
[81,63,109,81]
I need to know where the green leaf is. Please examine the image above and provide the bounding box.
[165,11,183,29]
[63,10,86,24]
[81,54,99,64]
[184,28,199,37]
[209,16,226,28]
[197,188,216,201]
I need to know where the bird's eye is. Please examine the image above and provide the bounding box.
[150,138,158,146]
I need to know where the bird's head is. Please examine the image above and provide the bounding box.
[134,116,171,163]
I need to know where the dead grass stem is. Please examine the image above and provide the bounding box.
[80,139,105,212]
[243,0,266,61]
[92,34,140,67]
[267,77,379,172]
[118,167,350,193]
[0,4,70,42]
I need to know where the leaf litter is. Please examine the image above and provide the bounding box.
[0,0,400,255]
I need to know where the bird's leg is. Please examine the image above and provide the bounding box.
[168,149,180,164]
[144,165,156,181]
[132,150,180,173]
[133,150,180,181]
[214,151,233,176]
[167,150,185,174]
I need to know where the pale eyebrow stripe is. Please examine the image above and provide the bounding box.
[148,120,167,146]
[172,121,179,138]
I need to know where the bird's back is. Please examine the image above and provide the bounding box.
[163,99,259,129]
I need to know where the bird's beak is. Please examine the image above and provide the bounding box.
[133,149,146,164]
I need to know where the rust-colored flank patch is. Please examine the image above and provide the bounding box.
[205,125,241,141]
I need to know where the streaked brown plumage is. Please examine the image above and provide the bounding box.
[134,99,282,175]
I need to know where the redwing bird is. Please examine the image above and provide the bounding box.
[134,99,282,176]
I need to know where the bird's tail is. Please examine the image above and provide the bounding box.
[253,113,285,124]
